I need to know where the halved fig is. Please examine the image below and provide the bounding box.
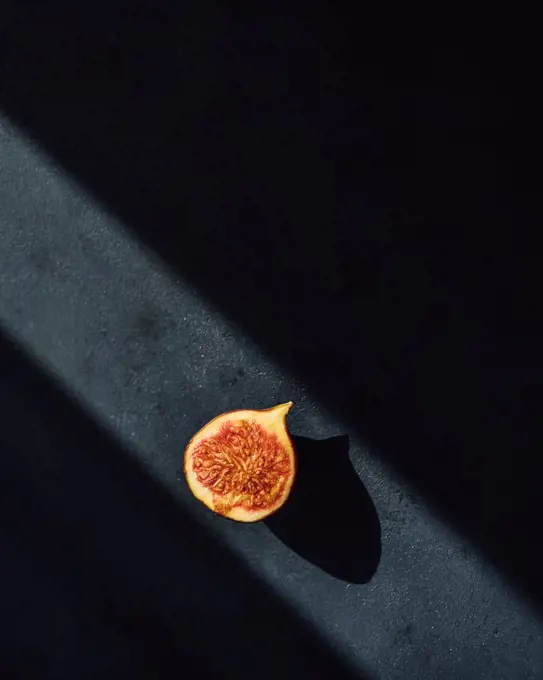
[184,402,296,522]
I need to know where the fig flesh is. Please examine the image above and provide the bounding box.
[184,402,296,522]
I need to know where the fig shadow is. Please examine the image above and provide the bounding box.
[265,435,381,583]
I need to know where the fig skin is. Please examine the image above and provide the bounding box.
[184,403,296,522]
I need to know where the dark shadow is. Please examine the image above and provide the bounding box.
[1,2,540,613]
[0,330,370,680]
[266,435,381,583]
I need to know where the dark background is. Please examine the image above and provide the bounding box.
[1,2,540,679]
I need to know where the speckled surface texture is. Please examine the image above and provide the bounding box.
[1,4,541,679]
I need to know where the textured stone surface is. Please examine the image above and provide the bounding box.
[1,114,541,679]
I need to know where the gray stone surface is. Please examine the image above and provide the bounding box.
[1,115,541,679]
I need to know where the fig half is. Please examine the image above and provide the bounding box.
[184,402,296,522]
